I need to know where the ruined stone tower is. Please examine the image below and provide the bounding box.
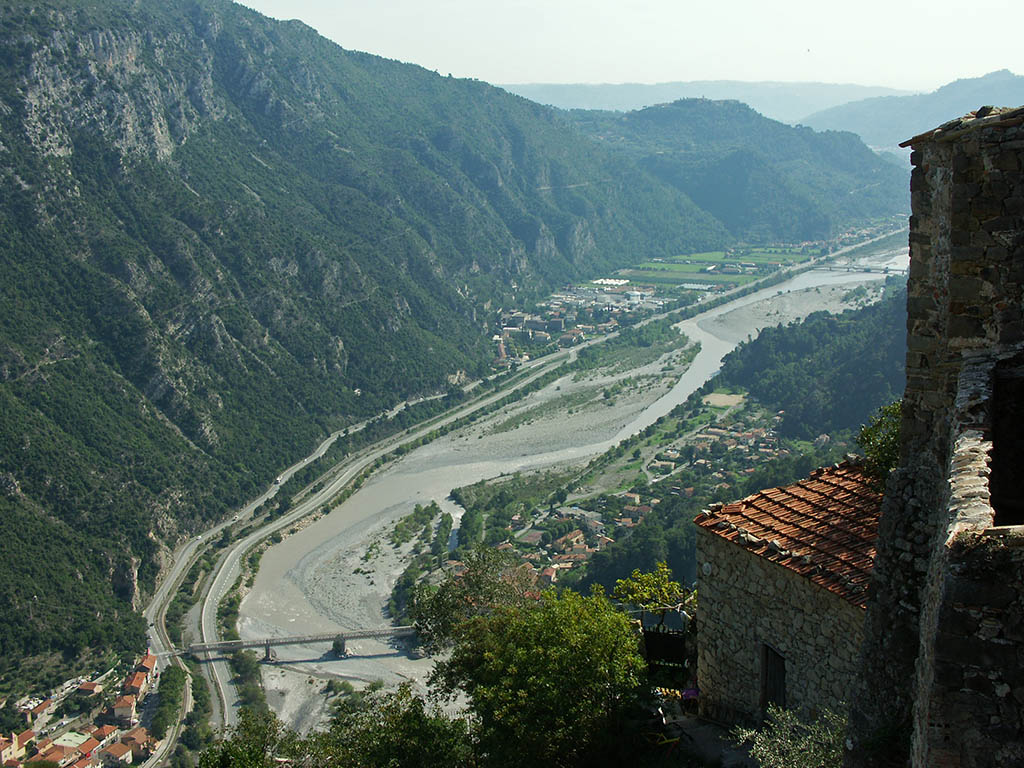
[845,106,1024,767]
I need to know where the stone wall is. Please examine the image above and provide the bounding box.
[695,527,865,724]
[922,529,1024,766]
[845,107,1024,767]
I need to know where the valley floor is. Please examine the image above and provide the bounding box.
[239,269,893,734]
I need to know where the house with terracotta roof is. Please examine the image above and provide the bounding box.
[77,681,103,697]
[136,654,156,676]
[693,460,882,723]
[15,730,34,759]
[98,741,132,765]
[28,699,51,726]
[92,725,116,744]
[552,529,584,552]
[112,695,136,727]
[122,672,147,699]
[119,728,151,761]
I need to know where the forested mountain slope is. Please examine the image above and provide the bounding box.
[570,99,909,242]
[717,279,907,437]
[0,0,909,679]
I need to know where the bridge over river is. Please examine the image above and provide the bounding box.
[189,626,417,661]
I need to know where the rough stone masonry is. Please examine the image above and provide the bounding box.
[845,106,1024,768]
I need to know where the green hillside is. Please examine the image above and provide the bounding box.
[570,99,909,242]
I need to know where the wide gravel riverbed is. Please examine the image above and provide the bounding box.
[239,245,907,732]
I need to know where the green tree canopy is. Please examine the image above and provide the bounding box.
[733,704,845,768]
[857,400,902,484]
[326,682,473,768]
[612,561,684,627]
[431,588,647,767]
[408,547,532,652]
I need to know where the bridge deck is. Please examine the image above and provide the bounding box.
[188,626,416,655]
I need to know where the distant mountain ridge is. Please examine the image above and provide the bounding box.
[570,99,909,242]
[801,70,1024,149]
[502,80,912,124]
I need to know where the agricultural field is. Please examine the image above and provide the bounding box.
[617,245,821,289]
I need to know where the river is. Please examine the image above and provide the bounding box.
[237,243,907,729]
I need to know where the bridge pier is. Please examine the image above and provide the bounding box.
[333,636,346,657]
[264,641,276,662]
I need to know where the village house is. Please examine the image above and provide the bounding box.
[77,737,100,760]
[122,673,147,699]
[120,728,152,761]
[693,460,882,723]
[76,681,103,697]
[99,741,132,766]
[14,731,33,760]
[112,696,136,728]
[0,737,14,764]
[136,654,156,677]
[552,529,584,552]
[92,725,117,745]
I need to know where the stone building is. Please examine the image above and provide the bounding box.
[693,461,882,723]
[845,106,1024,767]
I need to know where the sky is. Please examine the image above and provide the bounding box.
[236,0,1022,92]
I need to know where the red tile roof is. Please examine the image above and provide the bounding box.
[123,672,146,694]
[29,700,51,716]
[694,461,882,608]
[102,742,132,759]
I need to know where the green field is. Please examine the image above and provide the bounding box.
[618,245,816,289]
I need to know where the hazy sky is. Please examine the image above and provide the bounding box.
[236,0,1021,92]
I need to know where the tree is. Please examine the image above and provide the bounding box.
[431,588,646,766]
[332,636,347,657]
[198,709,284,768]
[857,400,902,484]
[613,561,684,627]
[733,704,844,768]
[408,547,531,652]
[328,683,473,768]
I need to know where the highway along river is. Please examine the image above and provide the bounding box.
[237,244,907,730]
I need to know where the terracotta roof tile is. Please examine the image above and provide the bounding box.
[694,461,882,608]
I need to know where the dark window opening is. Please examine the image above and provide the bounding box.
[991,358,1024,526]
[761,643,786,712]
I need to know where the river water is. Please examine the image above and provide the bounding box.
[238,245,907,727]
